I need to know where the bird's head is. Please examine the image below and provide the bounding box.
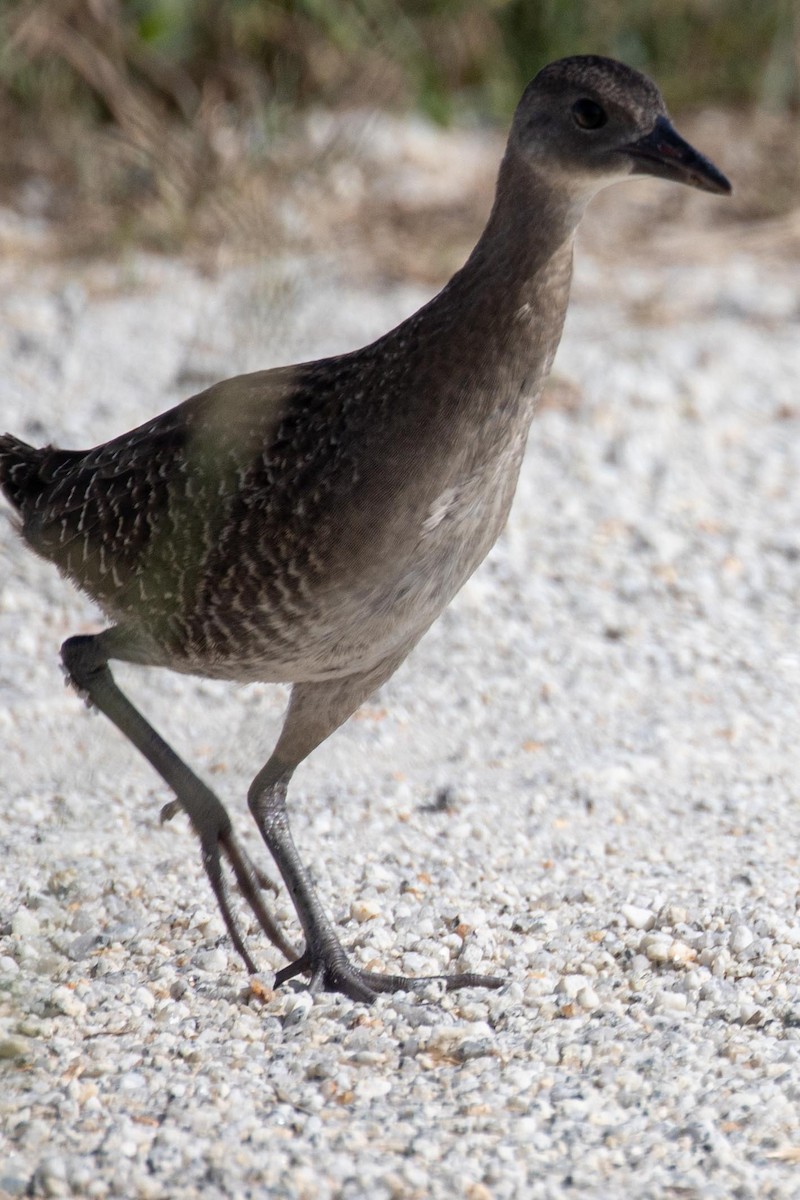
[509,55,731,199]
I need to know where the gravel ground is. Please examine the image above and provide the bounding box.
[1,187,800,1198]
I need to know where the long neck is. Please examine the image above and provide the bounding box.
[461,144,584,296]
[395,147,584,423]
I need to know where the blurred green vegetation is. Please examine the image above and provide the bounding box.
[2,0,797,128]
[0,1,796,254]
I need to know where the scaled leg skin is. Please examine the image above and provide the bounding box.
[61,633,299,971]
[247,669,505,1003]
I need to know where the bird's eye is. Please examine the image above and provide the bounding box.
[571,98,608,130]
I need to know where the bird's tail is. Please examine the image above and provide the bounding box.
[0,433,43,514]
[0,433,81,515]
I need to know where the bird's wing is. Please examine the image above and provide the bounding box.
[18,366,301,596]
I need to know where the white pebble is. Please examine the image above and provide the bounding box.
[134,986,155,1011]
[457,940,485,971]
[426,1022,494,1054]
[555,974,587,999]
[350,898,381,922]
[11,907,40,937]
[641,934,672,963]
[667,940,695,966]
[193,947,228,973]
[621,904,655,930]
[730,925,754,954]
[49,986,87,1018]
[640,935,694,967]
[283,992,314,1027]
[629,954,651,978]
[655,991,688,1013]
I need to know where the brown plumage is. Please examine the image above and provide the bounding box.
[1,56,731,1002]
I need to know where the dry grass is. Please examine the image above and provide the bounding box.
[2,100,799,280]
[0,3,798,275]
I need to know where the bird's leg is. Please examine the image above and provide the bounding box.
[247,674,504,1004]
[60,634,299,969]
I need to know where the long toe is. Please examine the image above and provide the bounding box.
[349,967,505,997]
[274,943,503,1004]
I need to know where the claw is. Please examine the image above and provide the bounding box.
[274,950,311,989]
[61,661,94,709]
[252,864,281,897]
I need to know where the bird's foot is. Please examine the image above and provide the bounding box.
[274,942,503,1004]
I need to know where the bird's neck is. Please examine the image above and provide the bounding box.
[413,147,584,414]
[465,145,585,287]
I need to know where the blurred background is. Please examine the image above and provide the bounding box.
[0,0,798,272]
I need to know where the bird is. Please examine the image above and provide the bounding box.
[0,56,731,1003]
